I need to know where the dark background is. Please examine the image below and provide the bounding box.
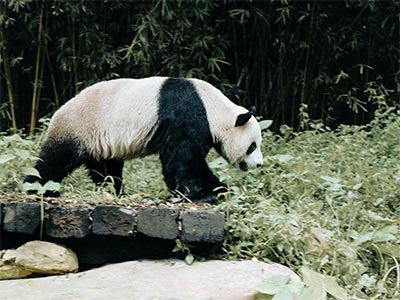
[0,0,399,133]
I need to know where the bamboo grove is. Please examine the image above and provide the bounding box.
[0,0,399,133]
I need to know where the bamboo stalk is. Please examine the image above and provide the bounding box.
[0,52,2,131]
[232,24,240,80]
[300,2,316,106]
[35,1,49,116]
[29,4,45,135]
[0,31,17,133]
[45,48,60,108]
[71,17,78,94]
[35,42,45,116]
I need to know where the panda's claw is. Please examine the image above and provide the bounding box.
[212,184,228,195]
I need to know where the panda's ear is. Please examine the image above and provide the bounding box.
[235,106,256,127]
[235,111,253,127]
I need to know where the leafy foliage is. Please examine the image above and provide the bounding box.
[218,107,400,299]
[0,107,399,299]
[0,133,39,192]
[254,269,348,300]
[0,0,399,132]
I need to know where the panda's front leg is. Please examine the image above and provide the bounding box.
[159,144,216,203]
[200,161,227,196]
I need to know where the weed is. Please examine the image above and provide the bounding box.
[0,109,399,298]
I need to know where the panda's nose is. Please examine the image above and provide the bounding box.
[256,163,262,168]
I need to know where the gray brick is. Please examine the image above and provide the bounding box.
[3,202,41,234]
[45,206,90,238]
[181,210,224,243]
[137,207,179,240]
[92,205,136,236]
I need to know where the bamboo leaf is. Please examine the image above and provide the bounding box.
[300,267,327,300]
[255,275,291,295]
[14,149,31,160]
[323,274,348,300]
[184,253,194,265]
[0,154,15,164]
[21,167,41,178]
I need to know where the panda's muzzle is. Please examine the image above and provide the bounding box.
[239,161,248,171]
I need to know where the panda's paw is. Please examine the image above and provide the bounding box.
[191,194,217,204]
[42,190,61,198]
[25,189,60,198]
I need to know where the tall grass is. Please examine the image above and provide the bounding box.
[0,108,399,298]
[219,107,400,299]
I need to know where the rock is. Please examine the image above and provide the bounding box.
[0,249,32,280]
[0,240,78,280]
[2,202,41,234]
[137,207,179,239]
[10,240,79,274]
[45,206,90,238]
[0,259,300,299]
[181,209,224,243]
[92,205,136,236]
[0,262,33,280]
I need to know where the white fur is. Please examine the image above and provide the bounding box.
[232,118,263,170]
[190,79,263,169]
[47,77,166,159]
[46,77,263,169]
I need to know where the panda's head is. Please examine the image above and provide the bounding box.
[216,107,263,171]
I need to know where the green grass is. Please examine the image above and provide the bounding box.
[0,109,399,299]
[219,110,400,299]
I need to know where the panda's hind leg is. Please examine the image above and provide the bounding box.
[85,158,124,195]
[24,137,89,196]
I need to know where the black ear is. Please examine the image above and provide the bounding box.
[235,106,256,127]
[235,111,252,127]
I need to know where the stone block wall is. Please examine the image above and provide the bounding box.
[0,201,225,266]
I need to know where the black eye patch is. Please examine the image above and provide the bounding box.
[246,142,257,155]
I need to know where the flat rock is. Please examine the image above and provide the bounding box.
[0,259,299,300]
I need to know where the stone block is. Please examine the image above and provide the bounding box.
[45,206,90,238]
[92,206,136,236]
[181,210,224,243]
[137,207,179,240]
[2,202,41,234]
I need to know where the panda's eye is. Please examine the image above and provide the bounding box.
[246,142,257,155]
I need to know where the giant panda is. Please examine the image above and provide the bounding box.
[25,77,263,202]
